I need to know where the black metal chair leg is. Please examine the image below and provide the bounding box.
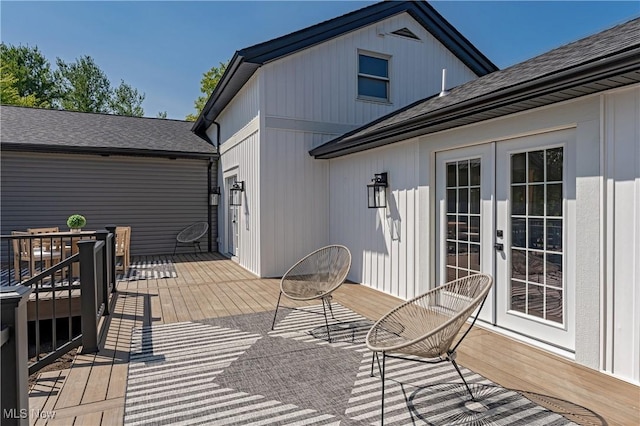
[271,292,283,330]
[450,357,474,400]
[380,352,386,426]
[370,352,376,377]
[173,241,178,255]
[321,297,332,343]
[326,295,335,319]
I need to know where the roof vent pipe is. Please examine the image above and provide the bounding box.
[439,68,449,97]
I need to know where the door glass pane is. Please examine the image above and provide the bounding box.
[470,188,480,214]
[529,185,544,216]
[512,153,526,183]
[458,161,469,187]
[509,147,564,324]
[447,164,457,187]
[444,158,481,282]
[511,186,526,215]
[528,151,545,182]
[547,184,562,216]
[547,148,563,181]
[470,159,481,186]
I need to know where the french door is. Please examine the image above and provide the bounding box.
[436,129,575,351]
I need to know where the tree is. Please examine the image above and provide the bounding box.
[185,60,228,121]
[157,111,168,119]
[110,80,145,117]
[55,55,111,113]
[0,43,57,107]
[0,67,39,107]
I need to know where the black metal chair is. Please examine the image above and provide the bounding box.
[173,222,208,255]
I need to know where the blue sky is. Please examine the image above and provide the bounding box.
[2,1,638,120]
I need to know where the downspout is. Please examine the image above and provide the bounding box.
[207,121,221,253]
[207,158,214,252]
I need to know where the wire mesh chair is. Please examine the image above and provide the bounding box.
[365,273,493,425]
[271,245,352,342]
[173,222,209,255]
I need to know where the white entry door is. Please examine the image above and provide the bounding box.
[436,129,575,351]
[226,176,239,256]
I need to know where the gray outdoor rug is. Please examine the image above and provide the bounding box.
[123,303,582,425]
[118,259,177,281]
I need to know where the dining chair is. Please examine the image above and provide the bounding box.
[26,227,64,279]
[115,226,132,273]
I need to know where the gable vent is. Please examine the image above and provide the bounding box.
[391,27,420,40]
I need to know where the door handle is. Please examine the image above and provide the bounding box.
[494,243,504,251]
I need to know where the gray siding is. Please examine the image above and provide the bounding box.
[1,152,217,256]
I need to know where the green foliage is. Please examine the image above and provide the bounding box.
[157,111,168,119]
[67,214,87,229]
[1,43,148,117]
[0,43,57,107]
[185,60,229,122]
[0,67,39,107]
[110,80,145,117]
[56,56,112,113]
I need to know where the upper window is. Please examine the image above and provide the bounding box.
[358,52,390,102]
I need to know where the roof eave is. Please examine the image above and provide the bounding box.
[1,143,219,160]
[311,47,640,159]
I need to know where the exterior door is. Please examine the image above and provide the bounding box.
[226,176,239,256]
[436,129,575,351]
[436,143,495,323]
[495,130,575,351]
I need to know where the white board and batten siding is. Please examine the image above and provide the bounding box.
[217,132,261,276]
[1,152,213,256]
[262,12,478,127]
[213,74,262,275]
[255,11,477,277]
[328,140,421,300]
[259,129,331,277]
[602,86,640,384]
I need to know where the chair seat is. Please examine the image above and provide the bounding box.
[271,245,352,342]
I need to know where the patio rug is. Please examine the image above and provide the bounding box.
[123,303,580,425]
[118,259,177,281]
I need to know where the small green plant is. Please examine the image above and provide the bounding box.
[67,214,87,229]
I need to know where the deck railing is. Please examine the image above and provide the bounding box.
[0,226,116,425]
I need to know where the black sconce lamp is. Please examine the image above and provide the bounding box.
[367,172,388,208]
[229,181,245,206]
[209,186,220,206]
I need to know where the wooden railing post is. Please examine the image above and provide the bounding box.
[95,230,110,315]
[105,225,117,293]
[77,240,98,354]
[1,285,33,426]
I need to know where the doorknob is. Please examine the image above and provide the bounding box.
[494,243,504,251]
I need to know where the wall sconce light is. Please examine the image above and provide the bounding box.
[367,172,388,208]
[229,181,245,206]
[209,186,220,206]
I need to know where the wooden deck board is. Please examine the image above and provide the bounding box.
[28,253,639,426]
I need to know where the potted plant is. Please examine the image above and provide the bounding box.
[67,214,87,232]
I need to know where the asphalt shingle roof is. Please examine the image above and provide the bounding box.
[1,106,217,158]
[310,17,640,158]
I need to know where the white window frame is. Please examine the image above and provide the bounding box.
[357,50,391,103]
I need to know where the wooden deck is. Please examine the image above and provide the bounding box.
[28,253,639,425]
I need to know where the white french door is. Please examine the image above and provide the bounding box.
[436,144,495,323]
[436,129,575,351]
